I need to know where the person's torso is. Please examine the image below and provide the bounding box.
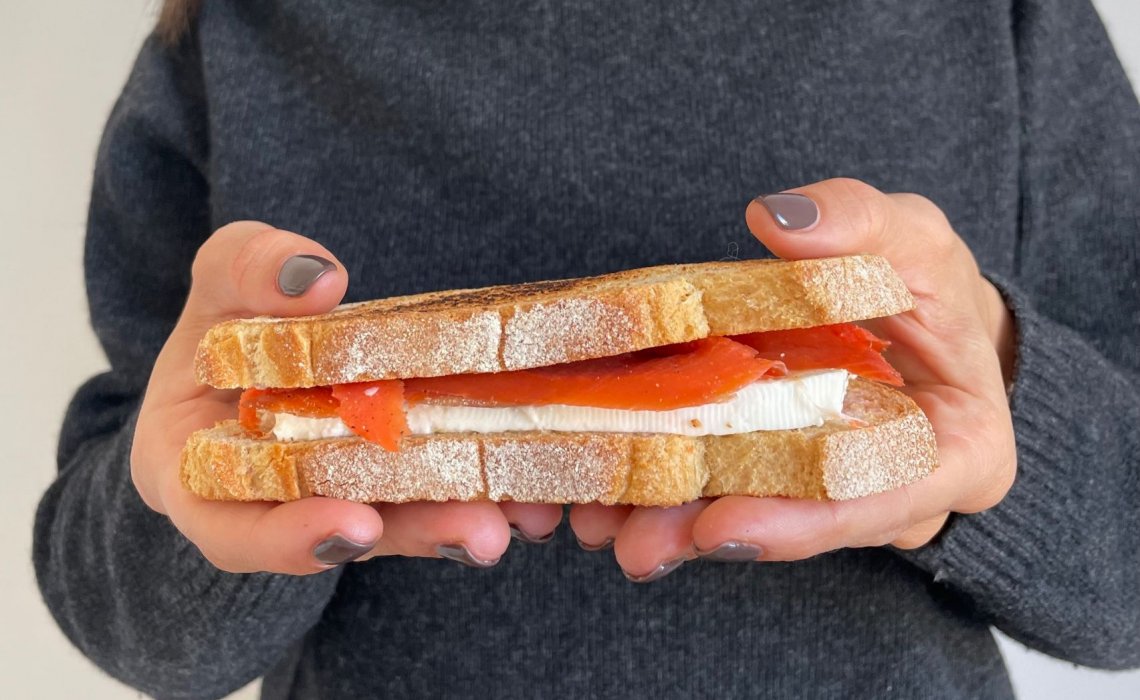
[195,1,1021,696]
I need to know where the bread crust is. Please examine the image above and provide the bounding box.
[195,256,913,389]
[180,379,937,505]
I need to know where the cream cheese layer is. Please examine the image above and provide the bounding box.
[266,370,849,441]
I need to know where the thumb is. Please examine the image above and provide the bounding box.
[745,178,971,298]
[152,221,348,400]
[181,221,348,331]
[746,179,1004,392]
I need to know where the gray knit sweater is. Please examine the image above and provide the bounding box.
[33,1,1140,698]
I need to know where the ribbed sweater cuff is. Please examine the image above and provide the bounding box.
[898,274,1092,602]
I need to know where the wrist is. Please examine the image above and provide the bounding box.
[981,278,1016,389]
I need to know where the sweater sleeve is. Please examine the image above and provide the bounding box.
[899,0,1140,670]
[32,33,341,700]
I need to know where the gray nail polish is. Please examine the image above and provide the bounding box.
[277,254,336,296]
[436,543,499,568]
[697,541,763,562]
[624,556,687,583]
[576,536,615,552]
[756,193,820,231]
[313,535,374,566]
[509,524,555,545]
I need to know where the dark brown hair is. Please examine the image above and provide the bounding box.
[156,0,201,44]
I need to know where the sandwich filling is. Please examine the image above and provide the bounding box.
[268,369,849,440]
[238,323,902,450]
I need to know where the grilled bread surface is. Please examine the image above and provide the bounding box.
[196,256,914,389]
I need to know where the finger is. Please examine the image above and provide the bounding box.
[689,392,1011,562]
[161,482,384,575]
[499,502,564,543]
[891,513,950,550]
[568,502,634,550]
[693,472,946,562]
[980,278,1017,387]
[692,495,897,562]
[365,501,512,566]
[152,221,349,403]
[614,500,709,581]
[691,424,977,563]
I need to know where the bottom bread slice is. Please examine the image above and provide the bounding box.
[180,379,938,506]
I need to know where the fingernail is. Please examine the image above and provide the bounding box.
[624,556,687,584]
[313,535,375,566]
[436,543,499,569]
[756,193,820,231]
[278,254,336,296]
[696,541,763,562]
[509,524,555,545]
[576,536,614,552]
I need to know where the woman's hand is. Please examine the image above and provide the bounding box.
[570,178,1017,581]
[131,222,562,575]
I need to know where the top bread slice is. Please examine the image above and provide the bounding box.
[197,255,913,389]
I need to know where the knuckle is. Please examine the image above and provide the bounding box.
[956,425,1017,513]
[892,530,929,550]
[856,529,905,549]
[127,453,156,510]
[826,178,887,235]
[980,444,1017,510]
[1000,446,1018,491]
[898,192,961,255]
[826,177,880,201]
[891,514,947,550]
[128,462,162,514]
[200,547,243,574]
[846,493,913,549]
[190,221,276,290]
[895,191,944,223]
[229,226,283,294]
[128,429,167,515]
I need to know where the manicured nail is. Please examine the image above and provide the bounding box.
[576,536,614,552]
[436,543,499,568]
[624,556,687,583]
[277,254,336,296]
[696,541,763,562]
[756,193,819,231]
[313,535,375,566]
[509,524,555,545]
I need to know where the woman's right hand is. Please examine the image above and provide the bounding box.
[131,222,562,574]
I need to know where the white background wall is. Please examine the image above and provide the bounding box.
[2,1,1137,698]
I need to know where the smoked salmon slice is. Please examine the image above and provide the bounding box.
[237,327,901,450]
[404,337,783,410]
[332,381,408,451]
[733,323,903,386]
[240,382,410,449]
[239,387,338,433]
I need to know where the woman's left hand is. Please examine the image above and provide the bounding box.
[569,178,1018,582]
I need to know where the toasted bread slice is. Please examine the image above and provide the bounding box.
[196,256,913,389]
[180,379,937,505]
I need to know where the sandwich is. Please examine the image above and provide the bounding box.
[181,255,938,506]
